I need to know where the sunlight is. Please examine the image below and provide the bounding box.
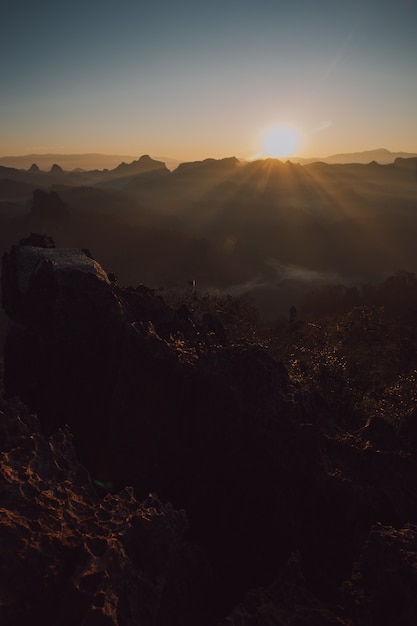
[262,125,301,158]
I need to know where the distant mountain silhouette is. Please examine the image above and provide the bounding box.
[2,148,416,173]
[175,156,239,174]
[0,153,137,171]
[153,155,181,171]
[0,153,180,172]
[1,153,417,326]
[393,156,417,171]
[1,153,416,197]
[109,154,168,177]
[292,148,417,165]
[49,163,64,175]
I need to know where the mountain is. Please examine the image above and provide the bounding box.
[0,153,137,171]
[0,155,170,189]
[174,156,239,174]
[49,163,64,175]
[1,149,415,173]
[1,155,417,321]
[151,155,181,171]
[106,154,169,178]
[0,152,180,172]
[292,148,417,165]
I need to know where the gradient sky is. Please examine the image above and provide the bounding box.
[1,0,416,160]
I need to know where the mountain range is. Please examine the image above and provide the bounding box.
[291,147,417,165]
[0,153,181,172]
[1,152,417,328]
[1,148,416,172]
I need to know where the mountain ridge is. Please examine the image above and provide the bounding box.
[1,149,417,172]
[0,153,181,172]
[291,147,417,165]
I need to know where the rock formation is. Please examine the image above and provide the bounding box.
[3,235,417,624]
[0,396,211,626]
[49,163,64,175]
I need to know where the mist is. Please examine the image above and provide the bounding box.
[1,153,417,333]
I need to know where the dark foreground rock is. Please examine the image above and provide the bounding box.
[3,235,417,624]
[0,397,213,626]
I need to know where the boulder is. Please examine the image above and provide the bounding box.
[1,236,132,474]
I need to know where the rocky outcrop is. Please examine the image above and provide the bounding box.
[3,235,417,624]
[3,392,417,626]
[1,234,127,471]
[49,163,64,175]
[0,397,210,626]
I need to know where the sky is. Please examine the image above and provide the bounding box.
[1,0,416,161]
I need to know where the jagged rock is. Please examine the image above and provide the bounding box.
[3,237,417,624]
[122,283,179,339]
[49,163,64,174]
[1,238,175,477]
[0,238,319,610]
[0,397,206,626]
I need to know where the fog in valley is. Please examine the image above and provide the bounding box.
[1,153,417,341]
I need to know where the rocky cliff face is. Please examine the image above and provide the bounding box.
[2,234,417,625]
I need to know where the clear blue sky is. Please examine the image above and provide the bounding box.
[1,0,416,159]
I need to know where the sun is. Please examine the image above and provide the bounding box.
[262,125,301,158]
